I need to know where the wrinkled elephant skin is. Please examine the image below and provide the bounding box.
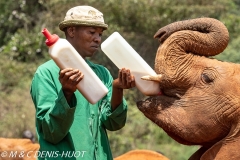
[137,18,240,160]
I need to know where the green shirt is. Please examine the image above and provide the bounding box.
[30,60,127,160]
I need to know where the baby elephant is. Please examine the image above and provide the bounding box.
[137,17,240,160]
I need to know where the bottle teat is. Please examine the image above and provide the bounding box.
[42,28,59,46]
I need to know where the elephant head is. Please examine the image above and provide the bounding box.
[137,17,240,159]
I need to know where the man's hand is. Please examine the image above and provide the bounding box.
[59,68,84,103]
[113,68,135,89]
[111,68,135,110]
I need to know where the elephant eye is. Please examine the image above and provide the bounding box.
[201,73,214,83]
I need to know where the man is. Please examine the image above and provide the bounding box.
[30,6,135,160]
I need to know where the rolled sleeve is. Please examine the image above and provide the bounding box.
[100,99,128,131]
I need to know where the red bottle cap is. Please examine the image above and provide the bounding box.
[42,28,59,46]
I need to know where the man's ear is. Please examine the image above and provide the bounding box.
[66,27,75,38]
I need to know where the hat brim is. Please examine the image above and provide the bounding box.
[59,20,108,31]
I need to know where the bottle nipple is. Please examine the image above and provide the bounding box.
[42,28,59,46]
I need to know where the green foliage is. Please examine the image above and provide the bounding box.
[0,0,240,159]
[0,55,36,137]
[2,28,48,62]
[215,36,240,63]
[0,0,46,47]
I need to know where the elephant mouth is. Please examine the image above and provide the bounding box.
[138,74,182,110]
[137,88,179,110]
[136,93,194,145]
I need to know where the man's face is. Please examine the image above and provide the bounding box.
[70,26,104,58]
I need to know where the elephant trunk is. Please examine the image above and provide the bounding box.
[154,18,229,56]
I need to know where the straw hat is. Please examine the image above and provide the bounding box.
[59,6,108,31]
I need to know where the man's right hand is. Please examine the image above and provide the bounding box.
[59,68,84,102]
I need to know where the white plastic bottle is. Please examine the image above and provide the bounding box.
[101,32,160,96]
[42,28,108,104]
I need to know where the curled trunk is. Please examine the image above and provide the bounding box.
[154,17,229,57]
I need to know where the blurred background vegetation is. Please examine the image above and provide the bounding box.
[0,0,240,159]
